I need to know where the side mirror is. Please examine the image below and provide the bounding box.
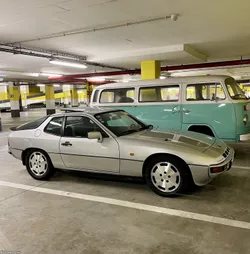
[88,131,103,143]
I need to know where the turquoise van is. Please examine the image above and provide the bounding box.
[90,75,250,142]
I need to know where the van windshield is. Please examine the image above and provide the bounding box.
[226,77,248,100]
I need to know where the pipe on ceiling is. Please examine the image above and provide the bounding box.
[0,44,128,71]
[13,15,179,44]
[49,58,250,81]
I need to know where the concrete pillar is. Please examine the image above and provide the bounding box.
[9,83,21,117]
[0,111,2,132]
[86,82,94,104]
[141,60,161,80]
[45,85,56,115]
[70,86,79,107]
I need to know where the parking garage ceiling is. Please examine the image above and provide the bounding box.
[1,0,250,81]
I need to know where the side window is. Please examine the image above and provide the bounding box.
[92,90,99,103]
[44,117,64,136]
[139,86,179,102]
[139,88,157,102]
[64,116,107,138]
[186,83,225,101]
[100,88,135,103]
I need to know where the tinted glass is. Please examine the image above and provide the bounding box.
[64,116,105,138]
[100,88,135,103]
[92,90,99,102]
[139,86,179,102]
[95,111,147,137]
[16,116,48,130]
[44,117,64,136]
[186,83,225,101]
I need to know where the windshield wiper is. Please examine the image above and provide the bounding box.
[139,124,153,131]
[232,93,244,98]
[119,129,139,136]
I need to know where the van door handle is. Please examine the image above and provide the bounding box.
[183,109,191,114]
[172,106,181,114]
[61,141,72,147]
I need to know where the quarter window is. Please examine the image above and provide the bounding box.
[186,83,225,101]
[100,88,135,103]
[64,116,107,138]
[44,117,64,136]
[92,90,99,102]
[139,86,180,102]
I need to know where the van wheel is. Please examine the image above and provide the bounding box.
[144,155,191,197]
[25,149,55,180]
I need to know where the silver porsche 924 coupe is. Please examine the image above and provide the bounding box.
[8,108,235,197]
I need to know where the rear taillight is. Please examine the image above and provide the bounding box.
[210,166,224,173]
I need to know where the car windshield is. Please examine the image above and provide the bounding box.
[95,111,151,136]
[225,77,248,100]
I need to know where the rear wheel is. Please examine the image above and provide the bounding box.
[25,150,55,180]
[144,155,191,197]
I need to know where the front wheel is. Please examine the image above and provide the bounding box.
[144,156,191,197]
[25,150,55,180]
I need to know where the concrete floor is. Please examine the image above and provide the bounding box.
[0,110,250,254]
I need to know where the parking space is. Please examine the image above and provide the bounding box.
[0,111,250,254]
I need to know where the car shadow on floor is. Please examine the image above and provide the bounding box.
[49,169,201,197]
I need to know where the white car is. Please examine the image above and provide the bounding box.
[8,108,235,197]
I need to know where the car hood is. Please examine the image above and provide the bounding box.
[125,129,216,153]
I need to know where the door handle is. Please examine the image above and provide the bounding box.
[61,141,72,147]
[183,109,191,114]
[172,108,180,113]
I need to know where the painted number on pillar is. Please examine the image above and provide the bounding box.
[10,94,14,98]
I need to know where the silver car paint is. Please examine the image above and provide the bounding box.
[8,109,234,186]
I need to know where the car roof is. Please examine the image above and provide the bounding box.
[50,106,120,117]
[95,75,231,90]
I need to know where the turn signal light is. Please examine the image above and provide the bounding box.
[210,166,224,173]
[244,104,250,111]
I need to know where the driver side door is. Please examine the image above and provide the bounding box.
[59,116,120,173]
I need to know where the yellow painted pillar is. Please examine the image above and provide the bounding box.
[86,82,94,104]
[45,85,55,115]
[141,60,161,80]
[70,87,79,107]
[9,83,21,117]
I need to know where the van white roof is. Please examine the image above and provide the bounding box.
[95,75,231,90]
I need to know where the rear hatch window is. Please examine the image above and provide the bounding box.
[10,116,48,131]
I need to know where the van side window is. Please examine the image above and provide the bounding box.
[92,90,99,103]
[100,88,135,103]
[186,83,225,101]
[139,86,179,102]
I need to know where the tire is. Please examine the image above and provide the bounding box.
[25,149,55,180]
[144,155,191,197]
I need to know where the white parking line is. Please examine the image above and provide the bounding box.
[0,180,249,230]
[233,165,250,170]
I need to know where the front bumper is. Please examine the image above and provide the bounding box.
[189,147,235,186]
[240,132,250,141]
[8,147,22,160]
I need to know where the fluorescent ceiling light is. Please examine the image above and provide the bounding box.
[160,76,166,80]
[37,84,45,87]
[50,60,87,69]
[0,74,7,77]
[88,77,106,82]
[40,73,62,77]
[53,84,61,87]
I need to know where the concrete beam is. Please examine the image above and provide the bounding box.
[183,44,207,62]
